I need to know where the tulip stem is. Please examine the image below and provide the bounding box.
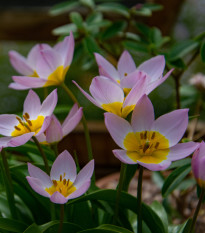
[189,188,205,233]
[113,162,126,224]
[58,204,64,233]
[137,165,144,233]
[0,150,17,219]
[61,83,95,183]
[32,136,50,174]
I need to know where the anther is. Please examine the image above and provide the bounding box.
[16,117,24,126]
[63,179,66,185]
[24,112,30,119]
[124,73,128,77]
[60,175,62,182]
[67,180,70,186]
[151,132,155,140]
[144,131,147,139]
[140,133,144,140]
[27,120,32,126]
[52,180,57,186]
[14,126,21,131]
[143,142,149,153]
[63,172,66,177]
[155,142,160,149]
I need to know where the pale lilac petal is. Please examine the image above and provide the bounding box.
[0,114,19,136]
[138,55,165,82]
[35,133,46,143]
[8,132,34,147]
[35,116,52,136]
[104,112,133,149]
[9,82,31,90]
[23,90,41,119]
[27,163,52,187]
[0,137,12,148]
[94,53,119,82]
[131,95,154,132]
[67,181,91,200]
[117,50,136,79]
[73,160,94,188]
[146,69,173,95]
[113,149,137,164]
[90,76,124,105]
[62,107,82,136]
[9,51,33,76]
[27,44,52,68]
[40,89,58,117]
[54,32,74,67]
[152,109,189,147]
[46,116,63,143]
[120,70,146,89]
[12,76,47,88]
[65,103,79,119]
[50,191,68,204]
[50,150,77,182]
[26,176,51,198]
[138,160,171,171]
[36,50,63,79]
[167,142,199,161]
[73,81,101,108]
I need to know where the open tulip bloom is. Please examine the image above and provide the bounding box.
[0,89,57,149]
[192,141,205,188]
[37,103,83,144]
[9,32,74,90]
[94,51,173,95]
[105,95,199,171]
[26,150,94,204]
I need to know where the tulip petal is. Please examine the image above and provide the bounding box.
[26,176,51,198]
[113,149,137,164]
[104,112,133,149]
[131,95,154,132]
[67,181,91,200]
[117,50,136,79]
[94,53,119,82]
[138,160,171,171]
[0,114,19,136]
[50,191,68,204]
[120,70,146,89]
[23,90,41,120]
[152,109,189,147]
[35,116,51,136]
[167,142,199,161]
[8,132,34,147]
[138,55,165,82]
[50,150,77,182]
[46,116,63,143]
[12,76,47,88]
[9,82,30,90]
[74,160,94,188]
[9,51,33,76]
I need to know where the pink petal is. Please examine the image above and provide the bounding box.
[73,160,94,188]
[35,116,52,136]
[104,112,133,149]
[50,150,77,183]
[94,53,119,82]
[50,191,68,204]
[46,115,63,143]
[131,94,154,132]
[9,82,31,90]
[8,132,34,147]
[117,50,136,79]
[67,181,91,200]
[152,109,189,147]
[12,76,47,88]
[0,114,20,136]
[113,149,137,164]
[27,163,52,187]
[167,142,199,161]
[26,176,51,198]
[138,160,171,171]
[9,51,33,76]
[23,90,41,120]
[120,70,146,89]
[40,89,58,117]
[137,55,165,82]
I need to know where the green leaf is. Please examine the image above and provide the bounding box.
[122,164,138,191]
[168,158,191,169]
[168,40,199,61]
[0,218,27,232]
[49,1,80,16]
[125,32,140,41]
[52,24,77,36]
[123,41,148,53]
[23,223,42,233]
[68,189,166,233]
[98,224,133,232]
[83,36,102,56]
[101,21,126,40]
[166,58,186,69]
[70,12,84,30]
[162,164,191,197]
[80,0,95,9]
[200,41,205,63]
[132,7,152,17]
[143,3,163,11]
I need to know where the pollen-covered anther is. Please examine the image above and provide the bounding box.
[16,116,24,126]
[27,120,32,126]
[155,142,160,149]
[24,112,30,119]
[140,133,144,140]
[144,131,147,139]
[151,132,155,139]
[143,142,149,153]
[52,180,57,186]
[124,72,128,76]
[63,179,66,185]
[14,126,21,131]
[60,175,62,181]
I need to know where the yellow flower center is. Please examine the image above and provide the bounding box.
[11,113,45,137]
[45,174,76,198]
[123,131,170,164]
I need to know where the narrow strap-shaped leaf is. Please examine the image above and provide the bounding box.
[0,218,27,232]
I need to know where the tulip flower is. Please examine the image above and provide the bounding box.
[105,94,199,171]
[192,141,205,188]
[95,51,173,95]
[0,89,57,148]
[37,103,83,144]
[74,75,147,118]
[26,150,94,204]
[9,32,74,90]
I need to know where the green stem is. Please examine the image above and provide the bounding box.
[0,150,17,218]
[50,143,59,158]
[189,188,205,233]
[60,83,95,183]
[113,162,126,224]
[137,165,144,233]
[32,136,49,174]
[58,204,64,233]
